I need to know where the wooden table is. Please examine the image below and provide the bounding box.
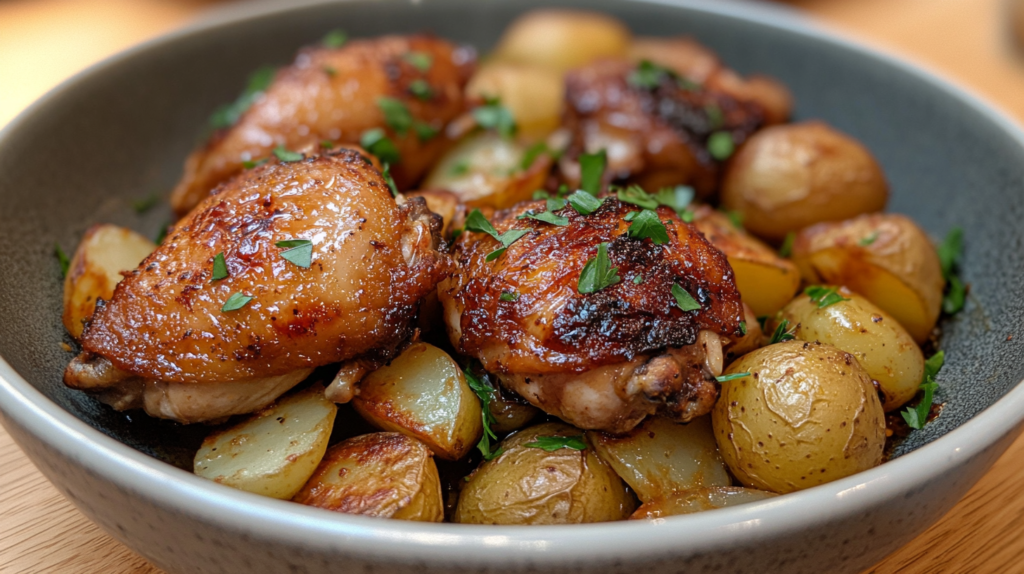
[2,0,1023,572]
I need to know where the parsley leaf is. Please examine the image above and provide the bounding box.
[705,102,724,130]
[707,131,735,160]
[524,211,569,226]
[723,209,744,229]
[938,227,966,315]
[465,368,504,460]
[154,221,171,245]
[779,232,796,257]
[768,318,797,344]
[567,190,604,215]
[132,192,161,214]
[633,274,644,284]
[672,283,701,311]
[209,66,276,130]
[465,209,529,260]
[805,285,850,308]
[579,150,607,196]
[54,243,70,277]
[276,239,313,268]
[381,163,399,197]
[322,66,337,77]
[321,29,348,48]
[211,252,228,281]
[525,435,587,452]
[272,145,303,163]
[221,292,253,312]
[628,60,674,89]
[616,185,659,209]
[360,128,400,164]
[409,79,433,100]
[320,140,334,149]
[578,242,620,294]
[653,185,695,215]
[627,209,670,245]
[413,122,438,141]
[944,275,966,314]
[739,321,747,335]
[520,142,548,171]
[377,97,413,136]
[242,158,268,170]
[499,291,519,302]
[902,351,945,429]
[859,231,879,246]
[403,51,433,72]
[449,159,470,176]
[716,372,751,383]
[473,100,517,139]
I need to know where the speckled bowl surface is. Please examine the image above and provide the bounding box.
[1,0,1024,573]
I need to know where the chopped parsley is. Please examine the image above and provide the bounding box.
[533,190,567,212]
[473,99,517,139]
[579,150,607,196]
[578,242,620,294]
[211,252,229,281]
[208,66,276,130]
[322,66,337,77]
[627,209,670,245]
[465,368,504,460]
[276,239,313,268]
[523,210,569,226]
[902,351,945,429]
[272,145,303,163]
[707,131,735,161]
[132,192,161,214]
[221,292,253,312]
[360,128,400,164]
[938,227,965,315]
[381,162,399,197]
[499,291,520,302]
[321,29,348,48]
[779,232,796,257]
[408,79,433,100]
[739,321,747,335]
[672,283,701,311]
[377,97,413,136]
[723,209,744,229]
[525,435,587,452]
[413,122,438,141]
[242,158,268,170]
[633,274,644,284]
[54,244,70,277]
[464,209,529,261]
[154,221,171,245]
[805,285,849,309]
[716,372,751,383]
[628,60,675,89]
[616,185,659,209]
[705,102,724,130]
[567,190,604,215]
[449,159,470,176]
[403,51,433,72]
[653,185,695,216]
[520,142,548,171]
[859,231,879,246]
[320,140,334,149]
[768,318,797,344]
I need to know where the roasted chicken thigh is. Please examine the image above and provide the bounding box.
[438,198,744,433]
[66,149,450,423]
[171,35,475,215]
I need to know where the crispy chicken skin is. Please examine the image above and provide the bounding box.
[560,59,764,198]
[66,150,450,422]
[438,198,743,432]
[171,35,475,215]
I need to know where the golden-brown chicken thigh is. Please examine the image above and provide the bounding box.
[171,35,475,215]
[66,149,451,423]
[438,198,743,432]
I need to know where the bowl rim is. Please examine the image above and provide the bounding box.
[2,0,1024,566]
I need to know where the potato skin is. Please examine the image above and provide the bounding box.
[493,9,631,71]
[454,422,635,524]
[629,487,777,519]
[792,213,945,343]
[712,341,886,494]
[293,432,443,522]
[772,286,924,411]
[721,121,888,242]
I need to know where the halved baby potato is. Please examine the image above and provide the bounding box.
[692,206,801,317]
[293,432,444,522]
[62,224,156,338]
[587,416,730,503]
[772,286,925,411]
[492,9,631,71]
[455,422,635,524]
[352,342,482,461]
[467,62,564,142]
[792,213,945,343]
[422,131,552,209]
[629,487,778,519]
[194,384,337,500]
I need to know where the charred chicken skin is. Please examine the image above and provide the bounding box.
[438,198,744,433]
[65,149,451,423]
[170,35,476,215]
[560,59,765,199]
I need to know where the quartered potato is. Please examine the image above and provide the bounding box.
[587,416,730,503]
[352,342,482,461]
[773,286,925,411]
[792,213,945,343]
[62,224,156,338]
[629,487,778,519]
[467,62,564,142]
[194,385,337,500]
[293,432,443,522]
[721,122,889,243]
[492,9,631,71]
[692,206,801,317]
[422,131,552,209]
[712,342,886,494]
[455,422,635,524]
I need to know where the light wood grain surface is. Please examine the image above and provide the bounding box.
[2,1,1024,572]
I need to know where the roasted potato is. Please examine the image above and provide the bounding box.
[712,341,886,494]
[692,206,801,317]
[454,422,635,524]
[772,286,924,411]
[487,382,540,434]
[352,342,482,461]
[467,62,564,142]
[587,416,730,503]
[629,487,777,519]
[792,213,945,343]
[62,224,156,338]
[721,122,889,242]
[293,432,443,522]
[194,385,337,500]
[492,9,631,71]
[422,131,552,209]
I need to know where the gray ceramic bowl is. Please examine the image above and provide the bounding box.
[2,0,1024,572]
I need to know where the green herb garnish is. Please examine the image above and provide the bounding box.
[779,232,796,257]
[672,283,701,311]
[520,142,548,171]
[579,150,607,196]
[724,209,744,229]
[209,66,276,130]
[716,372,751,383]
[360,128,400,164]
[377,97,413,136]
[938,227,965,315]
[616,185,659,209]
[707,131,735,161]
[523,211,569,226]
[859,231,879,246]
[154,222,171,245]
[211,252,229,281]
[768,319,797,344]
[902,351,945,429]
[627,209,670,245]
[54,244,70,277]
[499,291,520,302]
[409,79,433,100]
[272,145,303,163]
[242,158,269,170]
[320,140,334,149]
[524,435,587,452]
[381,162,399,197]
[449,159,470,176]
[653,185,695,216]
[323,66,337,77]
[533,190,568,212]
[276,239,313,268]
[628,60,675,89]
[633,274,644,284]
[413,122,438,141]
[221,292,253,312]
[473,99,517,139]
[465,209,529,261]
[739,321,747,336]
[805,285,849,309]
[705,102,724,130]
[465,368,504,460]
[567,190,604,215]
[403,51,433,72]
[944,275,966,315]
[132,192,161,214]
[578,242,620,294]
[321,29,348,48]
